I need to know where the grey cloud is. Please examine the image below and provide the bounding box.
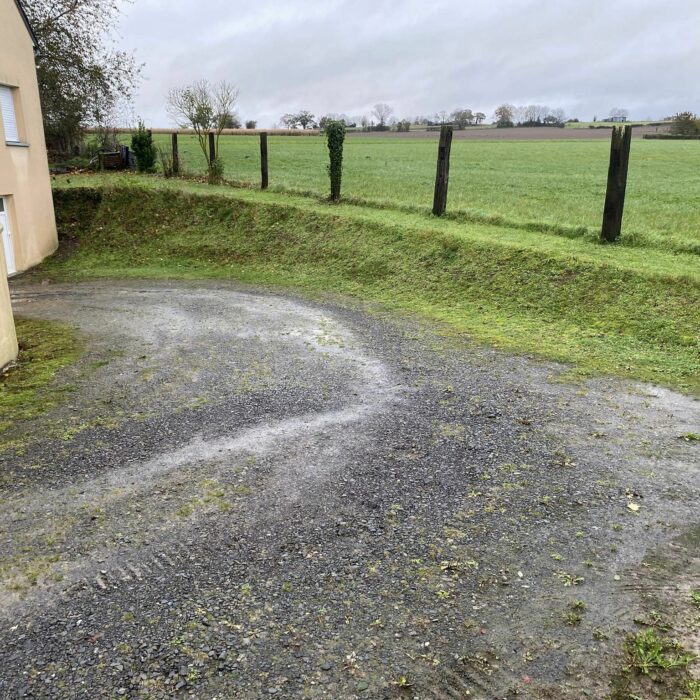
[115,0,700,126]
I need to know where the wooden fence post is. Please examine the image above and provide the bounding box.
[432,125,453,216]
[260,132,269,190]
[208,132,216,165]
[601,125,632,242]
[171,133,179,175]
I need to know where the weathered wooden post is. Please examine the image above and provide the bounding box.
[208,132,216,165]
[260,132,269,190]
[601,125,632,242]
[171,133,179,175]
[432,125,453,216]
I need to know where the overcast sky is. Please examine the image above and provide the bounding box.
[114,0,700,127]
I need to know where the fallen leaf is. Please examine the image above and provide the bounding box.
[627,502,640,512]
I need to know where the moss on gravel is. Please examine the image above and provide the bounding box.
[0,318,82,436]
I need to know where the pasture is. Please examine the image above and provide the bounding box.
[150,134,700,253]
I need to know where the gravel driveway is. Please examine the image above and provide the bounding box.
[1,281,698,699]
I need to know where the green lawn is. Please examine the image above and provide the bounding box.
[149,134,700,253]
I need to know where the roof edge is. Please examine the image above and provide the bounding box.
[14,0,39,54]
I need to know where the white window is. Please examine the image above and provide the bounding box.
[0,86,20,143]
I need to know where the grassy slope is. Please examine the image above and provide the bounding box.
[40,174,700,393]
[149,134,700,251]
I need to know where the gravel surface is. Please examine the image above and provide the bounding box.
[1,280,698,699]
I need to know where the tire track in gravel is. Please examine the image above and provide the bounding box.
[1,284,401,615]
[2,281,698,699]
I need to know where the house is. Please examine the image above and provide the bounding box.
[0,0,58,367]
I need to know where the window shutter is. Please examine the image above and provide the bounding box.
[0,86,19,143]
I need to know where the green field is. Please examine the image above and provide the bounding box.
[150,134,700,253]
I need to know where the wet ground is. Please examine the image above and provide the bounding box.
[0,280,698,699]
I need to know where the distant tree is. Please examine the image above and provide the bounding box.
[24,0,141,154]
[281,113,299,128]
[670,112,700,136]
[245,120,257,129]
[320,113,355,130]
[494,104,515,128]
[130,119,157,173]
[395,119,411,132]
[608,107,629,120]
[372,103,394,129]
[474,112,486,125]
[550,108,566,124]
[360,115,370,131]
[219,111,241,129]
[296,110,316,129]
[318,114,336,130]
[435,110,448,125]
[167,80,238,183]
[519,104,546,124]
[450,109,474,129]
[281,111,316,129]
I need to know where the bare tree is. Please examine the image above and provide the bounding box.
[609,107,629,120]
[372,103,394,128]
[549,107,566,124]
[435,110,449,125]
[167,80,238,182]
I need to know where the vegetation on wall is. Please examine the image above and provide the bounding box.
[325,120,346,202]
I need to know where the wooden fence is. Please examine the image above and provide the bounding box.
[86,127,320,137]
[163,125,634,242]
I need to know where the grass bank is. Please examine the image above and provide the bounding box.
[147,134,700,253]
[40,174,700,393]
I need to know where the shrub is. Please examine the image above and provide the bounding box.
[670,112,700,137]
[208,158,224,185]
[325,120,346,202]
[131,120,157,172]
[395,120,411,132]
[245,120,257,129]
[158,147,175,178]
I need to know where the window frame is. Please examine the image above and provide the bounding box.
[0,84,23,145]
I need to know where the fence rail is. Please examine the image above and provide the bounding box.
[87,127,320,137]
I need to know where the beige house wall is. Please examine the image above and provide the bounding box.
[0,233,18,368]
[0,0,58,275]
